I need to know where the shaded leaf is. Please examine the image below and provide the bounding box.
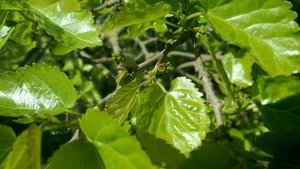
[133,77,211,156]
[0,64,77,117]
[0,125,16,163]
[256,128,300,169]
[257,105,300,130]
[222,52,253,87]
[137,130,186,169]
[102,0,171,35]
[46,141,105,169]
[181,141,236,169]
[202,0,300,76]
[106,82,139,124]
[80,109,155,169]
[25,0,102,50]
[1,124,41,169]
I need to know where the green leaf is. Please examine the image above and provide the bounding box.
[46,141,105,169]
[80,109,155,169]
[106,82,139,124]
[128,19,167,37]
[0,64,77,117]
[24,0,102,50]
[1,124,41,169]
[202,0,300,76]
[102,0,171,35]
[222,52,253,87]
[133,77,211,156]
[10,21,36,49]
[258,76,300,105]
[257,105,300,130]
[257,76,300,130]
[0,125,16,164]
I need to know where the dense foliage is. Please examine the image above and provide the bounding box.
[0,0,300,168]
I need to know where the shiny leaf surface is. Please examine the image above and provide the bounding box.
[0,64,77,117]
[133,77,211,156]
[222,52,253,87]
[1,124,41,169]
[106,82,139,124]
[25,0,102,50]
[202,0,300,76]
[0,125,15,164]
[257,76,300,130]
[46,141,105,169]
[0,25,14,50]
[80,109,155,169]
[102,0,171,35]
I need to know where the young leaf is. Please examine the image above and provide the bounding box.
[1,124,41,169]
[133,77,211,156]
[24,0,102,51]
[0,64,77,117]
[106,82,139,124]
[102,0,171,35]
[202,0,300,76]
[222,52,253,87]
[80,109,155,169]
[0,125,16,164]
[46,141,105,169]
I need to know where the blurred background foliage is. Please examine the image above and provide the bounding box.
[0,0,300,168]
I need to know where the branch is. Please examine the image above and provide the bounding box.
[192,40,224,127]
[94,0,120,12]
[137,32,191,70]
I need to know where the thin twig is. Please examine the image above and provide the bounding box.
[94,0,120,11]
[99,90,117,106]
[137,32,191,70]
[169,51,223,61]
[193,39,224,127]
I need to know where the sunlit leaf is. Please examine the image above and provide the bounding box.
[133,77,211,156]
[46,141,105,169]
[258,76,300,105]
[0,26,14,50]
[24,0,102,51]
[0,64,77,117]
[80,109,155,169]
[222,52,253,87]
[257,76,300,130]
[1,124,41,169]
[102,0,171,35]
[106,82,139,124]
[0,125,16,164]
[202,0,300,76]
